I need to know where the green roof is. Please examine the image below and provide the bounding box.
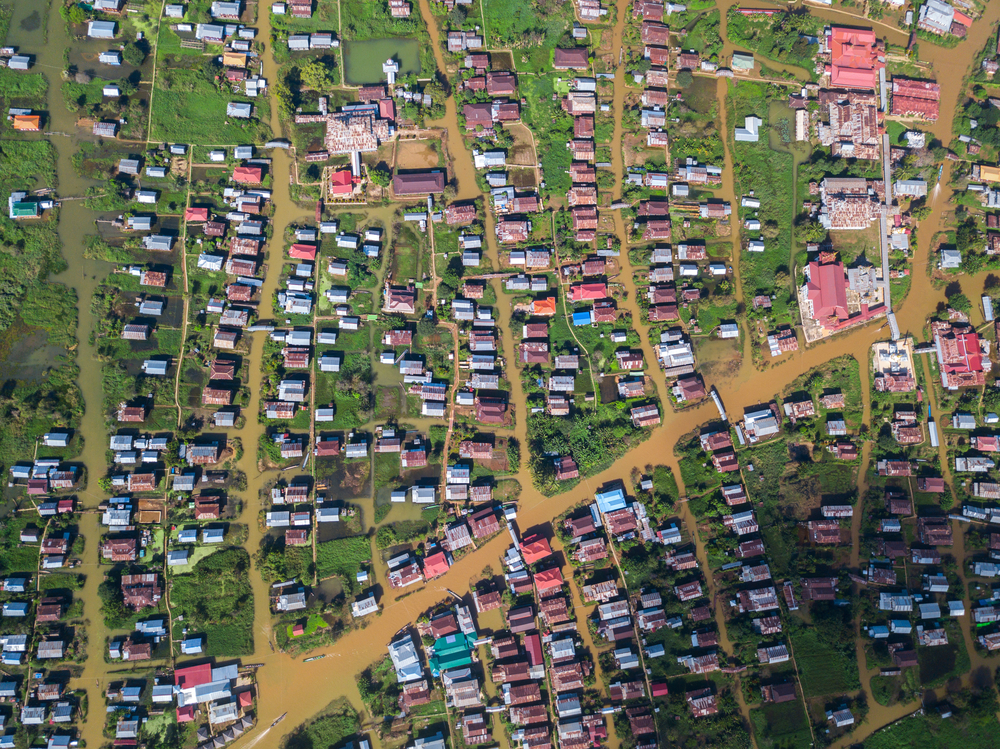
[428,633,473,675]
[11,202,37,217]
[433,633,472,656]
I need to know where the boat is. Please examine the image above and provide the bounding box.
[271,713,287,727]
[303,654,325,662]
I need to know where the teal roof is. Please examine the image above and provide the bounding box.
[428,633,473,675]
[11,202,38,217]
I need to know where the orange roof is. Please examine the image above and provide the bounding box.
[12,115,40,131]
[288,243,316,260]
[532,297,557,316]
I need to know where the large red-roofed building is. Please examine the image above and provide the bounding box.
[827,27,883,89]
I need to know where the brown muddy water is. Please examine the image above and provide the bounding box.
[6,0,1000,746]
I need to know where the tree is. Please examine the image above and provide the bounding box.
[798,219,828,243]
[300,58,336,91]
[633,59,652,74]
[122,42,145,67]
[273,81,295,120]
[60,3,87,25]
[948,291,971,313]
[368,165,391,187]
[676,69,693,88]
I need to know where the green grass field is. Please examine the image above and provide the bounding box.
[315,536,371,595]
[150,67,271,144]
[169,548,254,656]
[750,699,811,749]
[729,81,796,304]
[789,626,857,698]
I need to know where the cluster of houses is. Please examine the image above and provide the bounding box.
[210,17,267,100]
[443,290,509,426]
[383,518,620,749]
[105,661,258,746]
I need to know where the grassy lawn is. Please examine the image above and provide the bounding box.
[750,699,811,749]
[789,623,858,698]
[729,81,795,304]
[315,536,371,596]
[150,65,271,144]
[169,548,254,656]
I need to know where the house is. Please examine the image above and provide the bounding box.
[88,20,117,37]
[553,47,590,70]
[931,321,986,390]
[393,171,446,196]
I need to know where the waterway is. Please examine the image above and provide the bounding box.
[6,0,1000,746]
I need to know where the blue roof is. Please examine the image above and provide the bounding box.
[595,488,627,514]
[572,311,593,326]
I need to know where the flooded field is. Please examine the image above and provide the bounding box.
[394,138,439,170]
[342,38,421,85]
[1,0,999,746]
[0,322,67,382]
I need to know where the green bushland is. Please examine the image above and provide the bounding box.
[150,62,271,144]
[170,548,255,656]
[728,81,795,308]
[725,8,822,77]
[375,516,436,549]
[0,141,57,190]
[0,68,47,103]
[862,690,999,749]
[482,0,573,71]
[282,699,360,749]
[315,536,370,595]
[526,395,652,496]
[521,75,571,196]
[254,536,314,583]
[357,655,401,717]
[0,516,40,573]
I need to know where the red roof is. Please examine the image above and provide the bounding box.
[379,98,395,121]
[330,170,353,195]
[423,551,450,579]
[946,332,982,375]
[520,534,552,564]
[174,663,212,689]
[232,165,263,184]
[806,260,848,324]
[651,682,669,697]
[828,26,880,89]
[176,705,196,723]
[184,207,209,222]
[534,567,563,592]
[524,633,543,666]
[571,283,608,301]
[238,690,253,707]
[288,243,317,260]
[831,66,877,88]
